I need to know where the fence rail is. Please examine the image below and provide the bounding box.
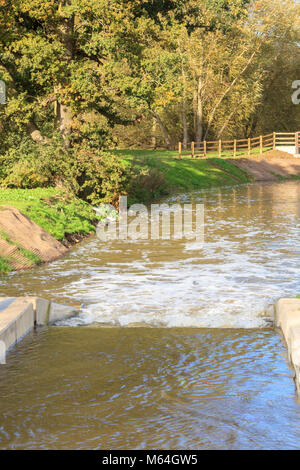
[178,132,298,158]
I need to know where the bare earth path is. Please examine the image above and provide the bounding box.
[227,150,300,181]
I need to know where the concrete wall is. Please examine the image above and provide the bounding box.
[275,298,300,394]
[0,297,79,358]
[0,297,34,354]
[276,145,296,155]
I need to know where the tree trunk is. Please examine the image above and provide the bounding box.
[181,64,189,149]
[151,117,157,149]
[195,76,203,142]
[58,103,73,148]
[182,111,189,150]
[217,111,235,138]
[151,111,172,149]
[193,82,197,140]
[57,11,75,147]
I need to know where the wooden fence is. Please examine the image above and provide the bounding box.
[178,132,297,158]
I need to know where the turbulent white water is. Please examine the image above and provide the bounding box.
[2,181,300,328]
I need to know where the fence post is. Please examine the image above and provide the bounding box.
[273,132,276,150]
[248,138,251,156]
[260,135,263,154]
[218,140,222,158]
[204,140,207,157]
[191,141,195,158]
[178,142,182,158]
[233,139,237,158]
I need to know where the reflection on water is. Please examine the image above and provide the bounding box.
[0,327,299,450]
[1,181,300,327]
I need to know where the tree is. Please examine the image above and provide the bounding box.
[0,0,299,154]
[114,0,300,146]
[0,0,156,148]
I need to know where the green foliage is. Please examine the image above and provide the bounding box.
[0,257,12,274]
[0,0,152,151]
[0,139,132,206]
[74,147,131,206]
[0,138,182,208]
[127,157,169,204]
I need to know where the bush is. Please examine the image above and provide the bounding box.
[73,147,130,206]
[0,139,170,207]
[0,138,132,206]
[126,157,169,204]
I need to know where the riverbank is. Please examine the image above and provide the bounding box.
[113,149,254,192]
[0,152,253,274]
[228,150,300,181]
[1,149,300,274]
[113,148,300,197]
[0,188,99,273]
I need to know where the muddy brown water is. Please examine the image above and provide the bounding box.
[1,181,300,449]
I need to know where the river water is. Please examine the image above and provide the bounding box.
[1,181,300,449]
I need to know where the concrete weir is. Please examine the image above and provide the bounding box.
[1,295,300,395]
[0,296,78,360]
[275,298,300,395]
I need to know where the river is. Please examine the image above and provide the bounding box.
[0,181,300,449]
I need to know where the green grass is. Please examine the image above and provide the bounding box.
[18,248,42,265]
[0,188,101,273]
[0,257,12,274]
[112,149,253,192]
[272,173,300,182]
[0,229,11,243]
[112,146,270,160]
[0,188,99,241]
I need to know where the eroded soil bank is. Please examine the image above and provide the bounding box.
[227,150,300,181]
[0,188,99,273]
[0,207,68,271]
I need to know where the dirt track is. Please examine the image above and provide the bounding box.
[228,150,300,181]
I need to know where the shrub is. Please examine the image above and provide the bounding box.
[0,139,132,206]
[0,138,171,208]
[126,157,169,204]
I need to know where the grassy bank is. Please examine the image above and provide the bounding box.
[0,188,99,273]
[114,149,253,192]
[0,150,253,274]
[0,188,98,241]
